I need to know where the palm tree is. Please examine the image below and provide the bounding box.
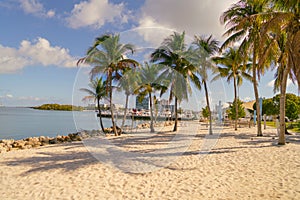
[78,34,139,135]
[213,47,252,131]
[151,31,201,131]
[220,0,270,136]
[259,0,300,145]
[134,62,167,133]
[118,68,140,128]
[189,35,219,135]
[80,77,107,133]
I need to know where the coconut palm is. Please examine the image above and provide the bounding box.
[134,62,167,132]
[80,77,107,133]
[259,0,300,144]
[213,47,252,131]
[151,31,201,131]
[78,34,139,135]
[220,0,270,136]
[189,34,219,135]
[118,68,141,128]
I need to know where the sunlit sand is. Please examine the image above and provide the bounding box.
[0,121,299,199]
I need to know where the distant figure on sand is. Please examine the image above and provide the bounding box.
[276,116,280,136]
[276,116,291,136]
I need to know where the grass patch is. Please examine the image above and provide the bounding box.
[262,121,300,133]
[261,121,300,133]
[263,121,276,128]
[286,122,300,133]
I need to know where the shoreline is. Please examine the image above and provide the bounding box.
[1,120,298,154]
[0,121,175,154]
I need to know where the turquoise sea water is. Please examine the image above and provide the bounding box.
[0,107,134,140]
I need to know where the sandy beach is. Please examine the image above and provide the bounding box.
[0,121,299,200]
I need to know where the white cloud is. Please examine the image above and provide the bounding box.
[6,94,13,98]
[242,96,252,102]
[0,37,78,74]
[0,94,13,99]
[66,0,126,29]
[20,0,55,18]
[46,10,55,18]
[136,0,236,46]
[267,79,293,88]
[19,96,43,101]
[267,80,275,87]
[135,17,179,48]
[0,45,32,73]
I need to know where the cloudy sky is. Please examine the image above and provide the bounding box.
[0,0,298,108]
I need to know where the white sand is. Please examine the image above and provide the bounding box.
[0,122,299,200]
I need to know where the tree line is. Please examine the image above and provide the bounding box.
[32,104,84,111]
[257,93,300,121]
[78,0,299,145]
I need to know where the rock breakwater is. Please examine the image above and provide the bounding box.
[0,130,102,153]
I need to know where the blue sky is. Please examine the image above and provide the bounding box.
[0,0,298,109]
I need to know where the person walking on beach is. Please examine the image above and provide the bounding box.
[276,116,280,137]
[276,116,291,136]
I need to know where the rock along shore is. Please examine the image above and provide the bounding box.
[0,130,101,154]
[0,121,174,153]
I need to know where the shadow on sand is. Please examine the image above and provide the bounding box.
[1,127,299,174]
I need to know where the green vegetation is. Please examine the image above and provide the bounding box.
[264,121,300,133]
[213,47,252,131]
[264,121,276,128]
[32,104,83,111]
[77,34,139,136]
[80,77,108,133]
[254,93,300,122]
[75,0,299,145]
[134,62,167,133]
[227,99,246,120]
[220,0,299,144]
[190,35,219,135]
[118,68,141,128]
[286,122,300,133]
[202,106,210,119]
[151,31,201,132]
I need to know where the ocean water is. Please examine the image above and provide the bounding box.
[0,107,135,140]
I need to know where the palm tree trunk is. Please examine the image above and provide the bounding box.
[131,112,135,130]
[233,76,238,131]
[252,43,262,136]
[108,78,118,136]
[173,97,178,132]
[149,92,155,133]
[97,98,105,133]
[204,81,213,135]
[121,94,129,127]
[278,65,289,145]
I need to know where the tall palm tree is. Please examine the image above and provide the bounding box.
[118,68,140,127]
[134,62,167,132]
[151,32,201,131]
[78,34,139,135]
[259,0,300,145]
[213,47,252,131]
[189,35,219,135]
[80,77,107,133]
[220,0,270,136]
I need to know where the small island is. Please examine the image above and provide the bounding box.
[31,104,84,111]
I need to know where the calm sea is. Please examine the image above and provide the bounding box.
[0,107,135,140]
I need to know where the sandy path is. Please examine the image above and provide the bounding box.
[0,122,299,199]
